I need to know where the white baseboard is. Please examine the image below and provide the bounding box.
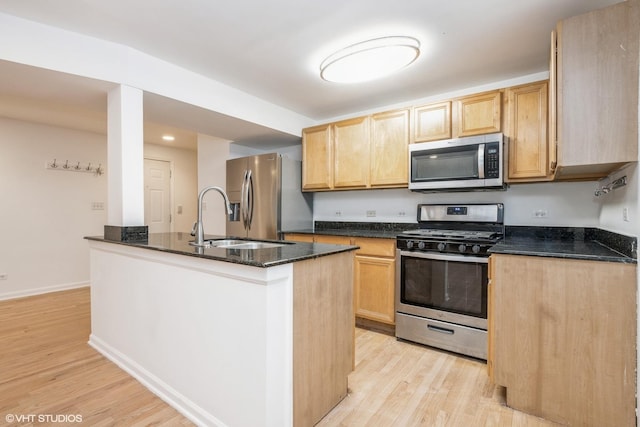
[88,334,226,427]
[0,281,89,301]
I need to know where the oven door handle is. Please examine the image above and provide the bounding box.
[399,250,489,264]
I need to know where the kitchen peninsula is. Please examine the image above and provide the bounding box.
[86,232,357,427]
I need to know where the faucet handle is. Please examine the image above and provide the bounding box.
[190,222,197,236]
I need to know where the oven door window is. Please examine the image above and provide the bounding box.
[411,145,479,182]
[400,256,487,319]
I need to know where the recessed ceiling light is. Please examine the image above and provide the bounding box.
[320,36,420,84]
[162,135,175,142]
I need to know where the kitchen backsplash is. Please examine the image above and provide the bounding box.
[313,180,601,227]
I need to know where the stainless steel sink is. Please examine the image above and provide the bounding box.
[203,239,287,249]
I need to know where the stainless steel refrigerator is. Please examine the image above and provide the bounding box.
[226,153,313,239]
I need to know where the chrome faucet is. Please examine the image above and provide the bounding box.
[190,186,233,247]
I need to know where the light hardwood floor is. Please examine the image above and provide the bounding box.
[0,288,557,427]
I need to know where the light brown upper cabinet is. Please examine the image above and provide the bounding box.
[301,123,333,190]
[370,109,410,187]
[413,101,452,142]
[333,117,370,189]
[413,91,501,143]
[302,109,410,191]
[504,81,551,182]
[455,90,502,137]
[552,0,639,180]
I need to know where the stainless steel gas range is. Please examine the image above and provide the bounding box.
[395,203,504,360]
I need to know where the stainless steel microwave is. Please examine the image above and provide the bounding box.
[409,133,504,191]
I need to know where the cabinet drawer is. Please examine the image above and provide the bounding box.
[353,237,395,257]
[283,233,314,243]
[314,234,353,245]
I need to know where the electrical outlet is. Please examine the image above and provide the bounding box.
[366,210,376,217]
[91,201,105,210]
[398,211,406,217]
[335,210,342,217]
[623,207,630,222]
[0,273,7,280]
[532,209,548,218]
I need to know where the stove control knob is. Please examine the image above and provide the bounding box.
[458,244,467,253]
[471,244,481,254]
[406,240,414,249]
[417,241,426,250]
[437,242,446,251]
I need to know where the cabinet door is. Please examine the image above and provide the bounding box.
[455,91,502,137]
[302,124,333,190]
[555,0,639,178]
[354,255,395,324]
[413,101,452,142]
[333,117,370,189]
[353,238,396,325]
[492,254,636,426]
[505,81,550,181]
[370,109,410,188]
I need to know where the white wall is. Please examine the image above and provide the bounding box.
[0,117,107,299]
[313,181,601,227]
[597,163,639,237]
[144,143,198,233]
[0,117,200,299]
[197,135,231,236]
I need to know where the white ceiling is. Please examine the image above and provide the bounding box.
[0,0,622,150]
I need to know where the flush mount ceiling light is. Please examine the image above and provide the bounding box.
[162,135,175,142]
[320,36,420,83]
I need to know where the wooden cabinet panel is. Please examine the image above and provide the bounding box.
[505,81,550,182]
[334,117,370,189]
[554,0,639,179]
[413,101,452,142]
[491,254,636,426]
[296,235,397,326]
[353,237,396,257]
[314,234,353,245]
[283,233,314,243]
[302,124,333,190]
[354,255,395,324]
[486,255,495,382]
[354,237,396,325]
[293,251,354,426]
[370,109,410,187]
[455,91,502,137]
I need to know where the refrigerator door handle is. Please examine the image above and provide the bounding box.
[246,169,254,231]
[240,169,249,229]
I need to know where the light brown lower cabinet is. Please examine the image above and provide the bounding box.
[489,254,636,427]
[353,237,396,325]
[284,233,396,325]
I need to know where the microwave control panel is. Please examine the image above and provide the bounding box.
[484,142,500,178]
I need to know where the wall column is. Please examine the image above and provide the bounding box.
[106,85,145,236]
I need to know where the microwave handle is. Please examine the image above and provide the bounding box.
[478,143,485,179]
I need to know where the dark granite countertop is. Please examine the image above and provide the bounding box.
[489,227,637,264]
[86,232,358,268]
[289,222,637,264]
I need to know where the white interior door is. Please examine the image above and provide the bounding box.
[144,158,172,233]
